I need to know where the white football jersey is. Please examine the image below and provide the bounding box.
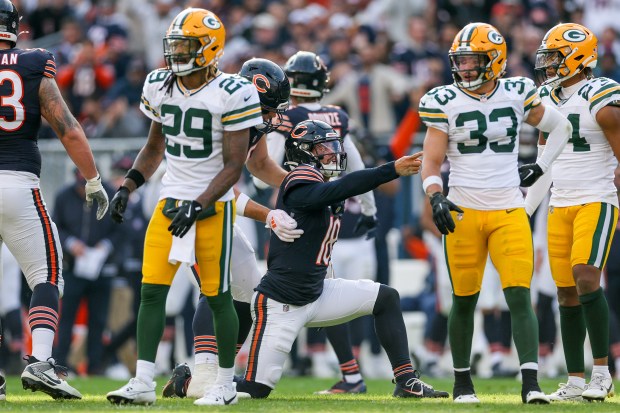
[539,77,619,208]
[419,77,541,209]
[140,69,262,202]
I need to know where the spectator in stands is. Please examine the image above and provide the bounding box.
[56,39,115,117]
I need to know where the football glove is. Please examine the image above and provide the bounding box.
[353,214,378,240]
[429,192,463,235]
[518,163,544,187]
[85,174,110,220]
[266,209,304,242]
[110,186,130,224]
[167,200,203,238]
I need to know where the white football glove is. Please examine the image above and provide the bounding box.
[85,174,110,220]
[266,209,304,242]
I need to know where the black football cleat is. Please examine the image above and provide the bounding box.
[393,371,449,398]
[162,363,191,398]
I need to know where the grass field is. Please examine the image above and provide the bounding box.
[1,376,619,412]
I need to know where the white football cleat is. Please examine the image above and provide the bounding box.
[548,382,584,402]
[194,382,238,406]
[106,377,156,405]
[525,390,550,404]
[582,372,615,401]
[186,362,217,399]
[21,357,82,400]
[454,394,480,403]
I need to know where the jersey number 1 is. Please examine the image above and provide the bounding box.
[316,216,341,266]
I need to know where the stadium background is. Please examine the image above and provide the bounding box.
[3,0,620,384]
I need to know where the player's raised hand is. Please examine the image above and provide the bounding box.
[395,151,423,176]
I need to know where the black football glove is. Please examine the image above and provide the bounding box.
[110,186,130,224]
[167,200,203,238]
[353,214,378,240]
[518,163,544,187]
[429,192,464,235]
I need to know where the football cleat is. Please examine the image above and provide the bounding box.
[548,382,585,402]
[454,394,480,403]
[393,371,449,398]
[162,363,191,398]
[21,356,82,400]
[314,380,367,395]
[582,372,615,401]
[106,377,156,405]
[0,373,5,401]
[524,390,550,404]
[187,362,217,399]
[194,382,238,406]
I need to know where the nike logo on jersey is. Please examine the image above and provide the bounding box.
[243,94,252,102]
[506,209,518,214]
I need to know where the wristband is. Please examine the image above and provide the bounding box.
[236,192,250,217]
[86,174,101,183]
[422,175,443,194]
[125,168,145,188]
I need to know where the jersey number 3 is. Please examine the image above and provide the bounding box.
[316,216,341,266]
[0,70,25,131]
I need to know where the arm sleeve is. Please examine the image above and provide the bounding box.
[284,163,398,210]
[535,105,572,172]
[343,134,376,215]
[524,144,553,216]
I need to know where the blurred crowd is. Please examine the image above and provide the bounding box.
[1,0,620,382]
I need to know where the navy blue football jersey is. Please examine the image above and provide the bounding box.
[0,48,56,177]
[256,162,399,305]
[278,104,349,138]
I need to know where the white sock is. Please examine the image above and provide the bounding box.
[215,367,234,386]
[592,365,610,377]
[195,352,216,365]
[520,362,538,371]
[136,360,155,385]
[343,373,362,383]
[31,329,54,361]
[567,375,586,388]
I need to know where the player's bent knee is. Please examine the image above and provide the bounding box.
[236,379,272,398]
[372,285,400,315]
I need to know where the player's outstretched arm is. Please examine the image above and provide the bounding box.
[39,76,109,219]
[234,189,303,242]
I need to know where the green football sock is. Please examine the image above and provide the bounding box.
[580,288,609,360]
[503,287,538,364]
[559,304,586,373]
[448,293,479,369]
[206,290,239,368]
[137,283,170,362]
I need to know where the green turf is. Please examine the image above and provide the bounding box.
[1,376,618,412]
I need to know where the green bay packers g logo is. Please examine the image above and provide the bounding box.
[563,29,586,42]
[488,30,503,45]
[203,16,221,30]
